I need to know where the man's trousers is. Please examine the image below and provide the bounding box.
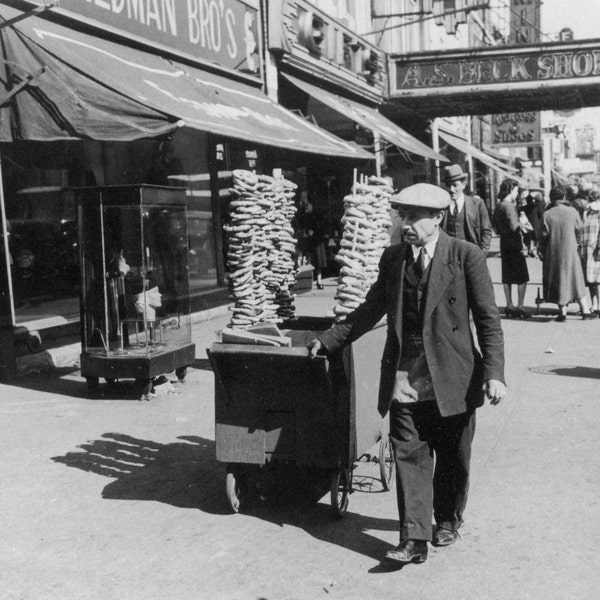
[389,400,476,541]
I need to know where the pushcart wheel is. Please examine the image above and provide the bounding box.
[378,435,395,491]
[225,465,247,513]
[330,469,351,518]
[175,366,188,382]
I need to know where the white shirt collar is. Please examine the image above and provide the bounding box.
[411,231,439,267]
[453,193,465,213]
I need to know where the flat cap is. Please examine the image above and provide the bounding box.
[391,183,451,210]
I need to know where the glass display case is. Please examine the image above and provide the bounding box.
[75,185,195,398]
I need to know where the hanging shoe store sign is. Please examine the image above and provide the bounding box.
[54,0,261,76]
[490,112,541,146]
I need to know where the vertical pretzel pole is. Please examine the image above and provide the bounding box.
[351,169,359,253]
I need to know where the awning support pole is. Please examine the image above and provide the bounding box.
[0,3,57,31]
[0,67,46,106]
[431,119,441,187]
[0,155,17,380]
[467,117,475,193]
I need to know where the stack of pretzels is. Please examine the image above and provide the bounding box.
[225,169,298,327]
[333,176,393,321]
[265,175,298,321]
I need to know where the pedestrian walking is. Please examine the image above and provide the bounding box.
[577,191,600,315]
[492,178,530,319]
[441,164,493,252]
[294,198,328,289]
[528,188,546,256]
[308,183,506,566]
[539,187,595,321]
[518,188,537,256]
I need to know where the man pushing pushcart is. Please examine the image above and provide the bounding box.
[308,183,506,566]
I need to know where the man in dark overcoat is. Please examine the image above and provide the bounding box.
[441,164,493,252]
[309,183,506,566]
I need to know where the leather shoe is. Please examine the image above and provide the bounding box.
[383,539,428,564]
[433,527,460,547]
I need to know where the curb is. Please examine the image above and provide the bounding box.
[16,303,233,376]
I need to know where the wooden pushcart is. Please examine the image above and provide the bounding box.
[208,317,393,517]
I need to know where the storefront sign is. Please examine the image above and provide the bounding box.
[56,0,260,76]
[393,41,600,93]
[488,2,541,149]
[268,0,386,96]
[491,112,541,146]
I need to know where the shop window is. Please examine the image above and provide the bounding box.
[153,137,219,294]
[167,173,219,293]
[6,185,79,321]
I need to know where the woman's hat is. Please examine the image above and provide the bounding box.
[443,164,468,183]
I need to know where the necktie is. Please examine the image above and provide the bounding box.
[414,247,426,280]
[452,201,458,216]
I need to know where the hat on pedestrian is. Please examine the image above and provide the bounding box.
[390,183,451,211]
[442,164,468,183]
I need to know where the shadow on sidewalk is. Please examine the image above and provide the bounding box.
[217,463,398,562]
[52,433,401,561]
[9,367,88,399]
[51,433,230,514]
[9,370,194,400]
[250,502,398,563]
[529,364,600,379]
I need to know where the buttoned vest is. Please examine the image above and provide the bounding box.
[402,256,430,356]
[446,205,466,241]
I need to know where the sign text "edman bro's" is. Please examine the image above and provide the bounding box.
[394,44,600,92]
[57,0,260,75]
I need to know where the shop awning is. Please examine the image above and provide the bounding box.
[283,73,447,162]
[481,145,514,165]
[438,128,519,175]
[0,9,176,141]
[0,5,372,158]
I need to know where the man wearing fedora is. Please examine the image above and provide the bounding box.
[442,164,493,253]
[308,183,505,566]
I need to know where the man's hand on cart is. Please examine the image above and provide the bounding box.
[307,338,326,359]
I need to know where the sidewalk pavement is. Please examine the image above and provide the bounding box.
[2,241,600,600]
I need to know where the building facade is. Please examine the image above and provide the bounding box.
[0,0,379,377]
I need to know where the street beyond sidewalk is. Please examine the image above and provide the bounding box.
[1,245,599,600]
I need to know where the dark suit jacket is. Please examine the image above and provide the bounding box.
[442,194,493,252]
[319,231,505,418]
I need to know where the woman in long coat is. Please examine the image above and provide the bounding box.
[539,187,595,321]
